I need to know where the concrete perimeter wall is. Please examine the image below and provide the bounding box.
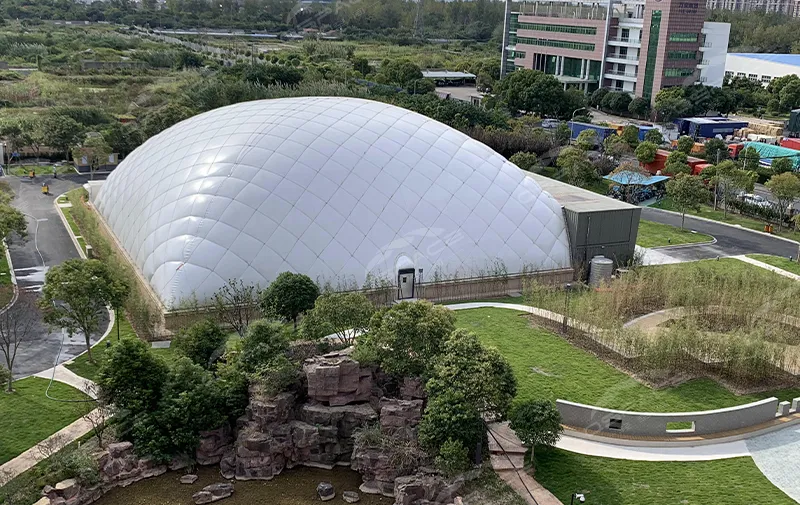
[557,397,798,438]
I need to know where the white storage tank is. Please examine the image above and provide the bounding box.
[588,255,614,287]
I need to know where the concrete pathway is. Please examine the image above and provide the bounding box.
[746,424,800,502]
[33,365,96,397]
[733,254,800,281]
[488,422,563,505]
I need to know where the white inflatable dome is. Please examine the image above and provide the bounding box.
[95,97,571,309]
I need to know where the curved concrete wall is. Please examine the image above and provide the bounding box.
[557,397,796,437]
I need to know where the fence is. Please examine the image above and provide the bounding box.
[556,397,799,438]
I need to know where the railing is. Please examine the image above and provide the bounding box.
[609,36,641,43]
[605,70,637,77]
[607,54,639,61]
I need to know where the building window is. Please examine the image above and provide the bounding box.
[514,37,595,51]
[664,67,695,77]
[748,74,758,81]
[761,75,772,83]
[668,32,698,42]
[668,50,697,60]
[736,72,746,77]
[508,50,526,59]
[725,71,734,77]
[516,22,597,35]
[642,10,662,99]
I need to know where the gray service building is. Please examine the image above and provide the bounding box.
[528,174,641,272]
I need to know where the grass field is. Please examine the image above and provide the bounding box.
[0,377,89,465]
[455,307,800,412]
[636,219,714,248]
[653,197,800,242]
[534,449,795,505]
[747,254,800,275]
[7,165,76,177]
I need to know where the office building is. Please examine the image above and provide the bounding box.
[501,0,730,100]
[725,53,800,87]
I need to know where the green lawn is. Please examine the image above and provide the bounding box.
[747,254,800,276]
[455,307,800,412]
[0,377,89,465]
[534,449,796,505]
[7,164,75,177]
[636,219,714,248]
[653,197,800,242]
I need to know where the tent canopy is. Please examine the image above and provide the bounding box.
[743,142,800,170]
[604,171,670,186]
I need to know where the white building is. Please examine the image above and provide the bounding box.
[94,97,572,309]
[698,22,730,87]
[725,53,800,87]
[706,0,800,16]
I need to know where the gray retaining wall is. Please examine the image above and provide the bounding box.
[557,397,798,438]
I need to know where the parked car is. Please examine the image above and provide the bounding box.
[740,194,773,209]
[542,119,560,129]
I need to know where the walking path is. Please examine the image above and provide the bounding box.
[733,254,800,281]
[487,422,563,505]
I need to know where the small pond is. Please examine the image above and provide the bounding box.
[93,466,392,505]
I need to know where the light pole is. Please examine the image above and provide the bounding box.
[569,107,588,143]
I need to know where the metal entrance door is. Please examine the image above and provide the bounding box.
[398,268,415,299]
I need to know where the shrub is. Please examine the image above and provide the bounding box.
[250,354,299,396]
[508,399,563,449]
[300,291,374,345]
[418,390,484,457]
[434,439,471,477]
[260,272,319,329]
[356,301,456,378]
[173,319,228,369]
[97,338,168,415]
[426,329,517,420]
[239,319,289,373]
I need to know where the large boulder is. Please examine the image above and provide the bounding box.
[196,425,233,466]
[303,352,373,406]
[192,483,234,504]
[394,473,463,505]
[400,377,426,401]
[351,447,402,497]
[247,391,296,431]
[379,398,423,439]
[316,482,335,501]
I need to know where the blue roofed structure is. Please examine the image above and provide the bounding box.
[604,171,670,186]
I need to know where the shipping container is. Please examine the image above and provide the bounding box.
[568,122,617,144]
[780,138,800,150]
[643,149,706,175]
[674,117,750,138]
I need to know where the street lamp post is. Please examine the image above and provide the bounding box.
[569,107,588,144]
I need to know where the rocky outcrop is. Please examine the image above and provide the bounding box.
[304,352,373,406]
[41,442,168,505]
[393,473,464,505]
[379,398,423,440]
[196,426,233,466]
[400,377,426,401]
[192,482,234,504]
[351,446,405,497]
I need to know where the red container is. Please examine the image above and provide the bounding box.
[780,138,800,150]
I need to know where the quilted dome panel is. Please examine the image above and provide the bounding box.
[95,97,571,309]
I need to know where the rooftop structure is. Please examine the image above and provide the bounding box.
[725,53,800,87]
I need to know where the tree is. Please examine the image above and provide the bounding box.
[102,122,144,158]
[38,114,84,160]
[654,88,690,122]
[40,259,129,363]
[604,92,631,114]
[0,118,36,159]
[644,129,664,145]
[779,80,800,111]
[98,338,169,414]
[0,185,26,245]
[715,160,756,217]
[300,292,374,345]
[765,172,800,231]
[508,399,563,449]
[603,135,630,159]
[554,122,571,146]
[375,59,423,87]
[635,141,658,165]
[740,146,760,173]
[212,278,260,338]
[426,329,516,420]
[352,57,372,77]
[260,272,319,329]
[493,69,565,117]
[590,88,609,107]
[666,174,708,229]
[556,146,597,188]
[628,97,650,119]
[508,151,539,172]
[771,157,794,175]
[703,138,728,164]
[418,389,483,459]
[239,319,288,373]
[141,103,195,138]
[0,292,36,392]
[173,319,228,369]
[72,135,112,180]
[665,151,691,175]
[676,135,695,154]
[357,300,455,378]
[621,125,640,148]
[79,382,113,447]
[575,129,597,151]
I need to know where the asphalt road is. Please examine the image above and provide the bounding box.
[5,174,109,378]
[641,207,800,261]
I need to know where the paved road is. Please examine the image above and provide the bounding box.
[641,207,800,261]
[5,174,109,377]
